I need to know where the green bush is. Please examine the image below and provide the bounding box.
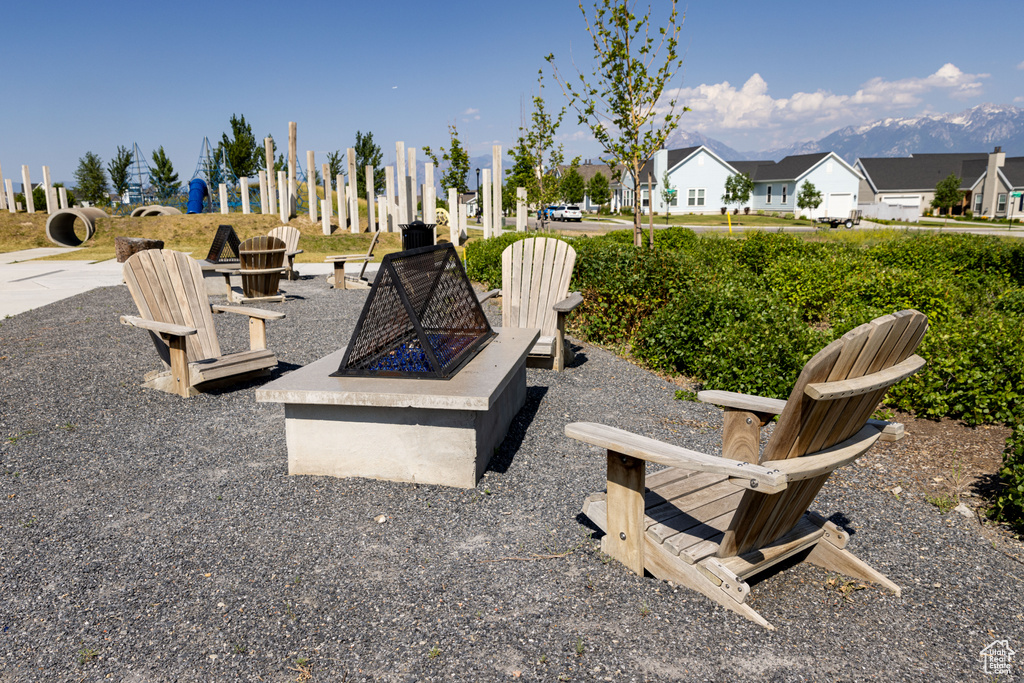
[464,232,562,289]
[990,424,1024,529]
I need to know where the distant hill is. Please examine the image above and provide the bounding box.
[667,104,1024,163]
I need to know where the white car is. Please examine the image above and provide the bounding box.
[552,205,582,221]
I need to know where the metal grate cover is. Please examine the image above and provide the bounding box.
[333,243,495,379]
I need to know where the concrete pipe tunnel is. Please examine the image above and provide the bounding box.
[44,207,108,247]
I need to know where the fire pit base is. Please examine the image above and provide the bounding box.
[256,327,539,488]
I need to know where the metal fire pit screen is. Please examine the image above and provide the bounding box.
[206,224,241,263]
[333,243,495,379]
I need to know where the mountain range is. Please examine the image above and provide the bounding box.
[668,104,1024,163]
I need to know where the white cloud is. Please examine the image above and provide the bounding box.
[1018,61,1024,70]
[463,108,480,115]
[666,63,989,141]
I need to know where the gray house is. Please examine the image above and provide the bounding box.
[855,147,1024,218]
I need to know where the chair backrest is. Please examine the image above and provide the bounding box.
[268,225,300,253]
[123,249,221,364]
[719,309,928,557]
[239,235,286,298]
[500,237,576,336]
[354,231,381,281]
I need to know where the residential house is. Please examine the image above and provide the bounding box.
[632,146,738,215]
[551,162,626,212]
[855,147,1024,218]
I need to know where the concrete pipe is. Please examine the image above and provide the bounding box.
[157,206,181,215]
[45,207,107,247]
[140,206,165,217]
[129,206,152,218]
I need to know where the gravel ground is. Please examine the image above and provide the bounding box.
[0,276,1021,682]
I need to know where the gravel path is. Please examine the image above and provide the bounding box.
[0,277,1021,682]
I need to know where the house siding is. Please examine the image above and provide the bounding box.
[648,148,736,215]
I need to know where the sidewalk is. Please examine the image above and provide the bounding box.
[0,249,377,319]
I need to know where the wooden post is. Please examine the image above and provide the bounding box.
[0,162,6,210]
[5,179,15,213]
[407,148,417,222]
[277,171,288,223]
[424,163,435,223]
[647,172,654,249]
[448,188,459,245]
[42,166,53,214]
[347,148,359,233]
[365,166,376,232]
[321,163,332,218]
[395,141,407,226]
[306,151,318,224]
[239,177,250,214]
[384,165,396,232]
[321,199,331,235]
[58,186,68,210]
[492,145,502,230]
[459,200,468,244]
[377,197,387,234]
[21,166,34,213]
[258,171,268,214]
[288,122,297,214]
[219,184,229,214]
[264,137,277,215]
[481,169,491,239]
[335,174,347,230]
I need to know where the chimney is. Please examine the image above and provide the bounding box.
[994,146,1002,153]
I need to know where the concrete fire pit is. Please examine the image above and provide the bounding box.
[256,327,539,488]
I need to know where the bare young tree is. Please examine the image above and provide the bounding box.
[547,0,686,246]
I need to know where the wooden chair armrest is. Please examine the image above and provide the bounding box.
[237,267,289,275]
[804,354,925,400]
[565,422,787,493]
[120,315,197,337]
[211,305,286,320]
[553,291,583,313]
[287,249,304,256]
[477,289,500,303]
[325,254,372,263]
[215,268,240,275]
[770,425,881,481]
[697,390,787,416]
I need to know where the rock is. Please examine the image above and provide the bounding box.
[953,503,976,520]
[374,515,387,524]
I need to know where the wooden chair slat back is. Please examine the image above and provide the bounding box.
[501,238,577,335]
[240,235,286,298]
[356,231,381,281]
[719,309,927,557]
[123,250,221,363]
[268,226,300,253]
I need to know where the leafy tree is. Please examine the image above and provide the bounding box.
[515,72,565,211]
[150,146,180,198]
[423,124,471,195]
[220,114,261,179]
[796,181,823,218]
[547,0,686,246]
[560,160,585,204]
[722,172,754,212]
[587,171,611,210]
[326,151,344,189]
[107,145,133,198]
[73,151,108,204]
[354,131,385,196]
[931,174,964,225]
[659,170,676,217]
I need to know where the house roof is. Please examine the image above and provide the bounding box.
[1000,158,1024,188]
[755,153,830,181]
[857,153,988,192]
[727,160,774,179]
[638,147,701,185]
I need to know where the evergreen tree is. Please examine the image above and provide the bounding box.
[560,161,585,204]
[353,131,385,196]
[107,145,133,198]
[221,114,261,179]
[326,151,344,189]
[73,151,108,204]
[150,146,180,198]
[587,171,611,210]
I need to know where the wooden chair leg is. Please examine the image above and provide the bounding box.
[249,318,268,351]
[168,336,191,398]
[804,538,901,596]
[333,261,346,289]
[602,450,645,575]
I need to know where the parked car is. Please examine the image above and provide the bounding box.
[545,205,565,220]
[560,205,582,222]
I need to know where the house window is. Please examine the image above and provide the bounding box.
[997,193,1007,213]
[688,188,705,206]
[766,185,772,204]
[782,185,787,204]
[974,193,983,213]
[641,189,649,208]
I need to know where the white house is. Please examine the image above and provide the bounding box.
[627,146,738,215]
[731,152,864,219]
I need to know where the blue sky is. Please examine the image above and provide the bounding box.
[2,0,1021,184]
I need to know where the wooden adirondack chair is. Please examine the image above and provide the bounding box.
[268,226,303,280]
[325,230,380,290]
[479,237,582,371]
[121,249,286,398]
[221,235,288,303]
[566,309,928,628]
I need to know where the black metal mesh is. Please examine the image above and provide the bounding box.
[206,224,241,263]
[333,244,494,379]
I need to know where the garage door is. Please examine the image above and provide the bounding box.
[827,193,853,217]
[881,195,922,208]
